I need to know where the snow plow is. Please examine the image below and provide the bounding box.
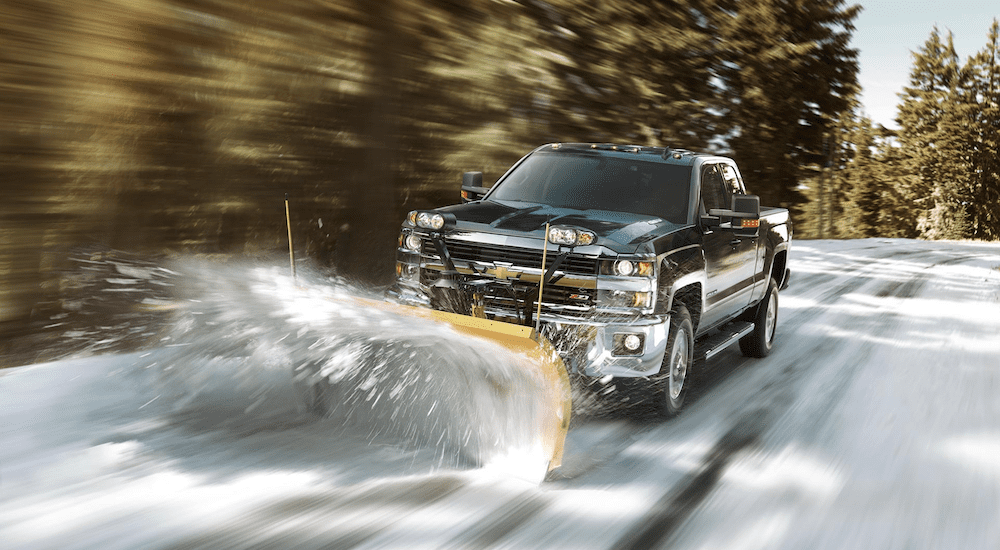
[282,196,571,472]
[349,294,572,471]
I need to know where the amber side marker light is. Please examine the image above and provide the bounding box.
[741,218,760,229]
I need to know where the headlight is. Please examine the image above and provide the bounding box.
[403,234,422,252]
[615,260,635,276]
[603,259,654,277]
[396,262,419,281]
[598,290,652,309]
[547,226,596,246]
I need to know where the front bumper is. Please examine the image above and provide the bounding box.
[542,314,669,378]
[392,227,667,379]
[390,283,668,378]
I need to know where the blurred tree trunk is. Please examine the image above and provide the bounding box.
[334,0,400,284]
[0,1,69,350]
[711,0,861,209]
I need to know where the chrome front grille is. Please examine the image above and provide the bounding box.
[417,236,598,319]
[481,282,595,319]
[441,239,599,276]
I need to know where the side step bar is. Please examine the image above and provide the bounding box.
[695,321,754,361]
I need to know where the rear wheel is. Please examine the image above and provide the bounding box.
[659,304,694,417]
[740,277,778,358]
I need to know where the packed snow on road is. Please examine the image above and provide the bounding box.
[2,238,1000,549]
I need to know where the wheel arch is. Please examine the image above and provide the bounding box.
[655,245,705,333]
[673,284,702,334]
[771,249,789,289]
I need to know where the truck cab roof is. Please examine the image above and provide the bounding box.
[535,143,728,167]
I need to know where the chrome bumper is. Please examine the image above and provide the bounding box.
[541,314,669,378]
[391,283,669,379]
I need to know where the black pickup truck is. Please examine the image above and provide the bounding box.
[392,143,791,415]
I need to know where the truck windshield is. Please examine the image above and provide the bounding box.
[489,151,692,224]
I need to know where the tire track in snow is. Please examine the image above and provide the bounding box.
[166,475,466,550]
[609,408,769,550]
[441,493,550,549]
[606,246,986,549]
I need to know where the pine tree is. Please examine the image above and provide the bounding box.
[897,28,970,240]
[514,0,720,148]
[873,127,921,238]
[709,0,861,209]
[839,114,880,237]
[964,20,1000,239]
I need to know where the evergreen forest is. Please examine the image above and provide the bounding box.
[801,22,1000,241]
[1,0,998,362]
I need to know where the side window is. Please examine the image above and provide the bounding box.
[721,165,744,197]
[701,164,729,213]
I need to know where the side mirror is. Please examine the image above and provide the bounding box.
[460,172,490,203]
[732,195,759,217]
[732,194,760,238]
[705,195,760,237]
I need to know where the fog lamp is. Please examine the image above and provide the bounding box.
[624,334,642,351]
[612,332,645,356]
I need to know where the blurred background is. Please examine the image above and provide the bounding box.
[2,0,997,365]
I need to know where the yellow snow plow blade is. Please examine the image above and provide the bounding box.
[358,297,572,471]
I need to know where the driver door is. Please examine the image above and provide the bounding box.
[699,163,758,330]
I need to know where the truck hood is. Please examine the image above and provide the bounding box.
[439,200,681,251]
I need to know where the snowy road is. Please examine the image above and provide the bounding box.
[3,239,1000,549]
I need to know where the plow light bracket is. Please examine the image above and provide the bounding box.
[547,225,596,247]
[408,210,457,231]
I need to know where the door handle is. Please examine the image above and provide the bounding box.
[730,238,743,246]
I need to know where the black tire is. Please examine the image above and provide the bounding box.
[740,277,778,358]
[658,304,694,417]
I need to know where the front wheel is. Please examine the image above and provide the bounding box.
[740,277,778,358]
[658,304,694,417]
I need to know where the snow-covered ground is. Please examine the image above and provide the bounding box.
[3,238,1000,549]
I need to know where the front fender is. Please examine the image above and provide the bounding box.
[656,244,705,314]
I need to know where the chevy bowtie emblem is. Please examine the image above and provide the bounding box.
[491,263,520,280]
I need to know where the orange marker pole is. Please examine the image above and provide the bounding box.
[536,222,550,333]
[284,193,296,282]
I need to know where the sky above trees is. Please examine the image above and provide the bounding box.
[853,0,999,129]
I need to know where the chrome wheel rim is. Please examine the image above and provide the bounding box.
[764,291,777,344]
[669,328,689,400]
